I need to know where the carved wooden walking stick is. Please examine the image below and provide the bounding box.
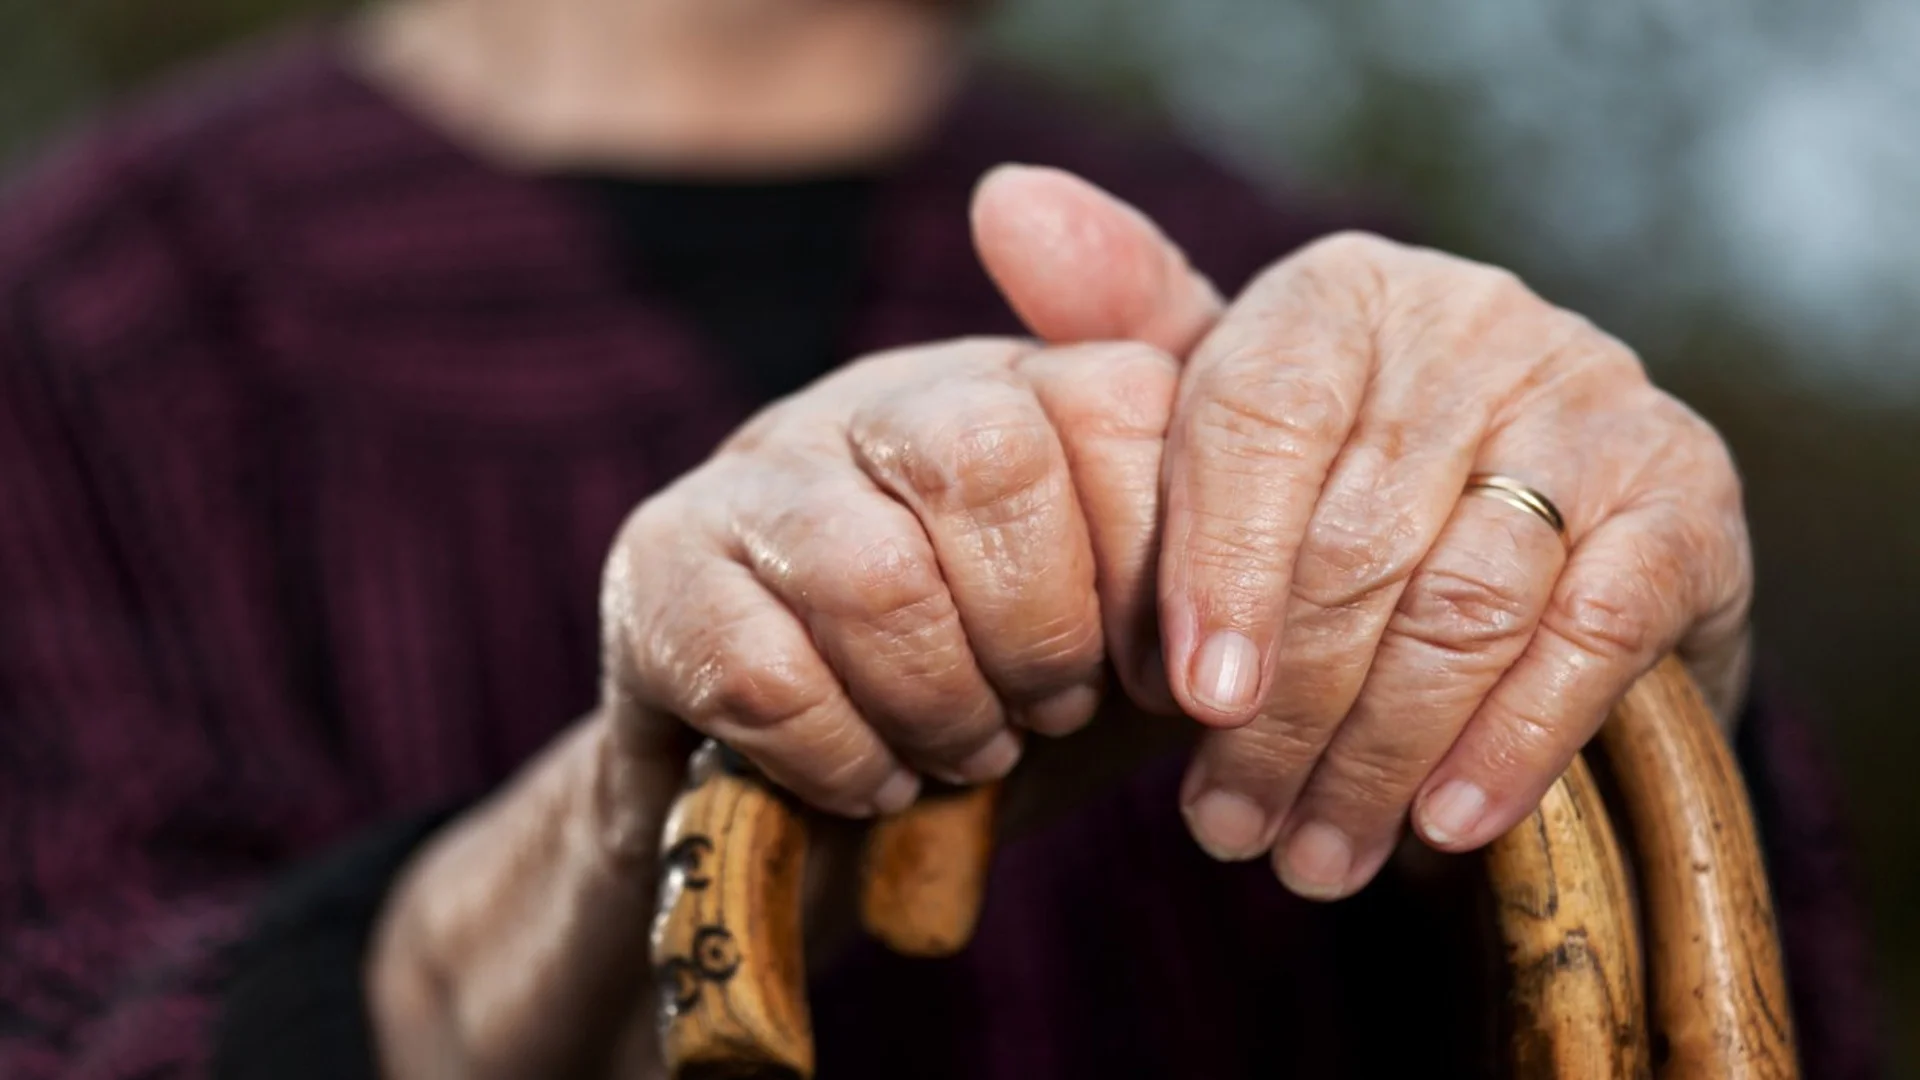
[650,746,995,1080]
[650,657,1798,1079]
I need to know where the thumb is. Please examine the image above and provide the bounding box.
[971,164,1224,354]
[973,165,1219,714]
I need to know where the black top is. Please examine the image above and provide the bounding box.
[587,173,881,400]
[211,176,879,1080]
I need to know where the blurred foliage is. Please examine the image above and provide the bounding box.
[3,0,1915,1072]
[996,8,1920,1065]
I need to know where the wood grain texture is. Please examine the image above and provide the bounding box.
[1598,657,1799,1078]
[1487,753,1650,1079]
[859,782,999,957]
[652,742,813,1080]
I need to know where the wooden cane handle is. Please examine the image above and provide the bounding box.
[858,782,1000,956]
[1595,656,1798,1078]
[656,658,1798,1079]
[652,750,999,1079]
[1486,752,1649,1077]
[1486,656,1799,1078]
[651,742,813,1080]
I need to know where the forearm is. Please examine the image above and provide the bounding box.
[367,717,674,1079]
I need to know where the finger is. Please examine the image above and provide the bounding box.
[850,364,1107,736]
[1176,261,1570,862]
[971,164,1223,712]
[1414,477,1746,852]
[737,465,1019,785]
[971,164,1224,355]
[611,513,919,818]
[1016,342,1181,712]
[1266,488,1567,897]
[1159,232,1389,727]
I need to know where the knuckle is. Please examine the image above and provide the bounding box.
[997,607,1105,695]
[1290,491,1423,611]
[609,492,677,571]
[1318,742,1426,811]
[845,537,953,628]
[715,401,791,455]
[1283,230,1403,310]
[1526,321,1646,394]
[1660,395,1741,494]
[1586,327,1650,381]
[1479,700,1563,774]
[1634,398,1752,616]
[937,413,1056,516]
[1301,229,1401,271]
[1207,722,1324,789]
[806,729,885,793]
[867,386,1060,520]
[887,689,1002,756]
[676,621,831,732]
[796,520,948,625]
[1065,343,1180,441]
[1398,261,1537,355]
[1102,339,1182,382]
[1548,579,1662,663]
[1464,260,1533,307]
[1394,565,1539,659]
[604,499,702,679]
[1193,356,1354,465]
[601,511,650,620]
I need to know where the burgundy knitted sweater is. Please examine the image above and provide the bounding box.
[0,31,1880,1078]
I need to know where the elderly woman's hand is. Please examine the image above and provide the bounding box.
[369,164,1754,1080]
[981,167,1754,901]
[598,331,1177,817]
[368,184,1191,1077]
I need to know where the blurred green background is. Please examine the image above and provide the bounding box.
[4,0,1915,1070]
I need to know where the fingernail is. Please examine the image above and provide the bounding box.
[873,769,922,816]
[1190,630,1260,714]
[1419,780,1488,847]
[1280,822,1354,900]
[1184,789,1271,861]
[1021,683,1102,736]
[953,730,1023,782]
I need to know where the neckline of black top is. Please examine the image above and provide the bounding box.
[577,173,884,403]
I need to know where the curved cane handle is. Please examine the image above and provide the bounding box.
[653,658,1799,1080]
[1595,656,1797,1078]
[1486,752,1649,1077]
[651,751,998,1080]
[858,782,999,957]
[1486,656,1798,1078]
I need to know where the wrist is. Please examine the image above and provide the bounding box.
[366,903,451,1079]
[364,716,675,1078]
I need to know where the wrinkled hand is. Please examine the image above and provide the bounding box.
[983,167,1753,901]
[368,164,1754,1080]
[367,174,1210,1079]
[599,330,1184,806]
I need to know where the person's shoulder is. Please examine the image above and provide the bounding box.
[0,27,397,366]
[950,67,1383,291]
[4,29,352,251]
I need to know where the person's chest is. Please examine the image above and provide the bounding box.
[112,167,1015,812]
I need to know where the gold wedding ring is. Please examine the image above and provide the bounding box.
[1466,473,1566,535]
